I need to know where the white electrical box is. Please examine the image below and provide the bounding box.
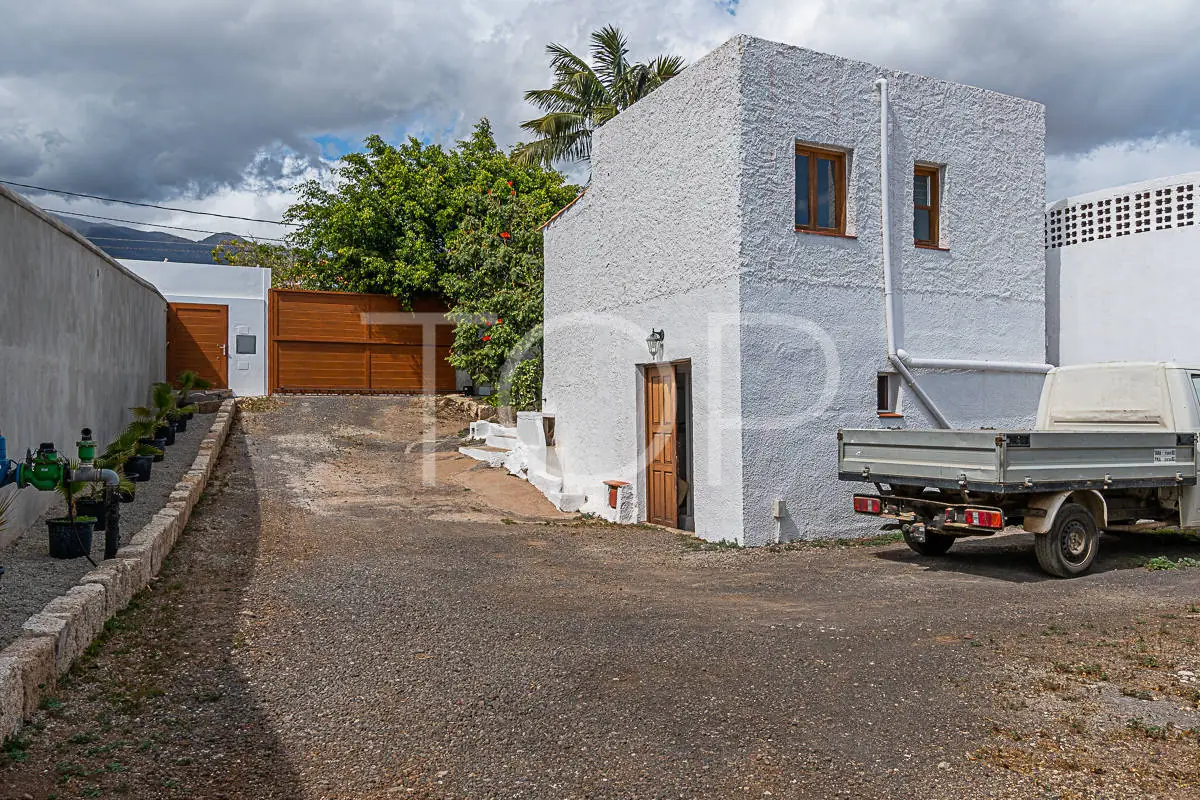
[772,499,786,519]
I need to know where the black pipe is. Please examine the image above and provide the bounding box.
[104,488,120,560]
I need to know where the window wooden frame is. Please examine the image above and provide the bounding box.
[795,143,847,236]
[914,164,940,248]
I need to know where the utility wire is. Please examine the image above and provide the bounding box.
[0,179,298,226]
[85,236,278,247]
[48,208,288,242]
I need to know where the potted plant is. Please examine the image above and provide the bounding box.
[47,466,95,559]
[175,370,212,424]
[134,382,178,447]
[123,419,161,480]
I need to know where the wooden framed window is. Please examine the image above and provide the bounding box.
[914,165,940,247]
[795,144,847,235]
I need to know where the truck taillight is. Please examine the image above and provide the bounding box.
[964,508,1003,529]
[853,496,882,514]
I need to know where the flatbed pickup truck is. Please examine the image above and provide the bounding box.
[839,363,1200,576]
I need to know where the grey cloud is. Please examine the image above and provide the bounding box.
[0,0,1197,204]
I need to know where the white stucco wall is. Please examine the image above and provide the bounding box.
[543,35,1047,544]
[735,37,1047,543]
[1046,173,1199,366]
[543,38,746,540]
[120,260,270,396]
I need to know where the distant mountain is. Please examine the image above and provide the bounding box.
[54,216,241,263]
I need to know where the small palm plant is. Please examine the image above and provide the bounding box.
[133,382,177,428]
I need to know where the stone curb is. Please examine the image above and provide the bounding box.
[0,399,237,740]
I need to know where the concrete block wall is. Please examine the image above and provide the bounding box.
[0,185,166,543]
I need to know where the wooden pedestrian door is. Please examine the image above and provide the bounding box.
[269,289,455,394]
[167,303,228,389]
[645,365,678,527]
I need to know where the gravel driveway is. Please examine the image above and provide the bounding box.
[3,396,1198,800]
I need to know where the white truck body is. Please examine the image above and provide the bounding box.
[838,363,1200,576]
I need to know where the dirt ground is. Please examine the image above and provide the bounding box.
[2,395,1198,800]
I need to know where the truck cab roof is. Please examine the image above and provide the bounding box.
[1038,362,1200,431]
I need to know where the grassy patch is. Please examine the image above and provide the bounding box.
[769,531,905,550]
[678,534,743,552]
[1142,555,1200,571]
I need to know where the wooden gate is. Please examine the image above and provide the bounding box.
[268,289,455,394]
[644,364,678,528]
[167,303,228,389]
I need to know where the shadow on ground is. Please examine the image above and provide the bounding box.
[873,530,1200,583]
[0,422,305,800]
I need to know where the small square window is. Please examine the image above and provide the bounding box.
[235,334,257,355]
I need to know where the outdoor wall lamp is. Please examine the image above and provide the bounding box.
[646,329,665,359]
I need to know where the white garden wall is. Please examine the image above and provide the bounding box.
[1046,173,1200,366]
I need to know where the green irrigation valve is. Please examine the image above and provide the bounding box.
[21,443,67,492]
[77,428,97,464]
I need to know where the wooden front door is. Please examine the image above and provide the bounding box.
[645,365,678,528]
[167,303,228,388]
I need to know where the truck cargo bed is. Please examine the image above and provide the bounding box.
[838,429,1197,493]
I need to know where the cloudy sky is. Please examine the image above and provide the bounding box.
[2,0,1199,241]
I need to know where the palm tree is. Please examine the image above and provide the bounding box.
[515,25,685,168]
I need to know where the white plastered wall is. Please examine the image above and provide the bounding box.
[543,38,746,541]
[735,37,1047,544]
[1046,173,1200,366]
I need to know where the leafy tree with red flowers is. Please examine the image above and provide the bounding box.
[282,119,578,408]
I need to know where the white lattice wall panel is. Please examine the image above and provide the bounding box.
[1046,179,1196,249]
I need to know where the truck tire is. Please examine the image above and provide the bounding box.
[1035,502,1099,578]
[903,528,955,557]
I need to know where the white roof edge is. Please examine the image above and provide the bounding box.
[1046,171,1200,211]
[0,183,167,301]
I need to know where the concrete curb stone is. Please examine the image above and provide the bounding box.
[0,399,236,740]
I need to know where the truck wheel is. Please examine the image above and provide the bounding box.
[903,528,955,557]
[1035,503,1099,578]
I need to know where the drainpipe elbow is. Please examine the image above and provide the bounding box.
[70,467,121,488]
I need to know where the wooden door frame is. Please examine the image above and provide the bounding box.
[168,302,229,389]
[642,358,692,529]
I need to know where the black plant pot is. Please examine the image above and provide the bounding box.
[174,416,188,433]
[47,517,95,559]
[181,411,194,421]
[75,498,109,531]
[118,486,136,503]
[156,424,176,447]
[125,454,153,482]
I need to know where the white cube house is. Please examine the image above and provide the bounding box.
[541,35,1049,544]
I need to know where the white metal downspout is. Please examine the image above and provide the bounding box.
[875,77,952,428]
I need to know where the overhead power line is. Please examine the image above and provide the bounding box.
[48,208,287,242]
[85,236,265,247]
[0,178,298,226]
